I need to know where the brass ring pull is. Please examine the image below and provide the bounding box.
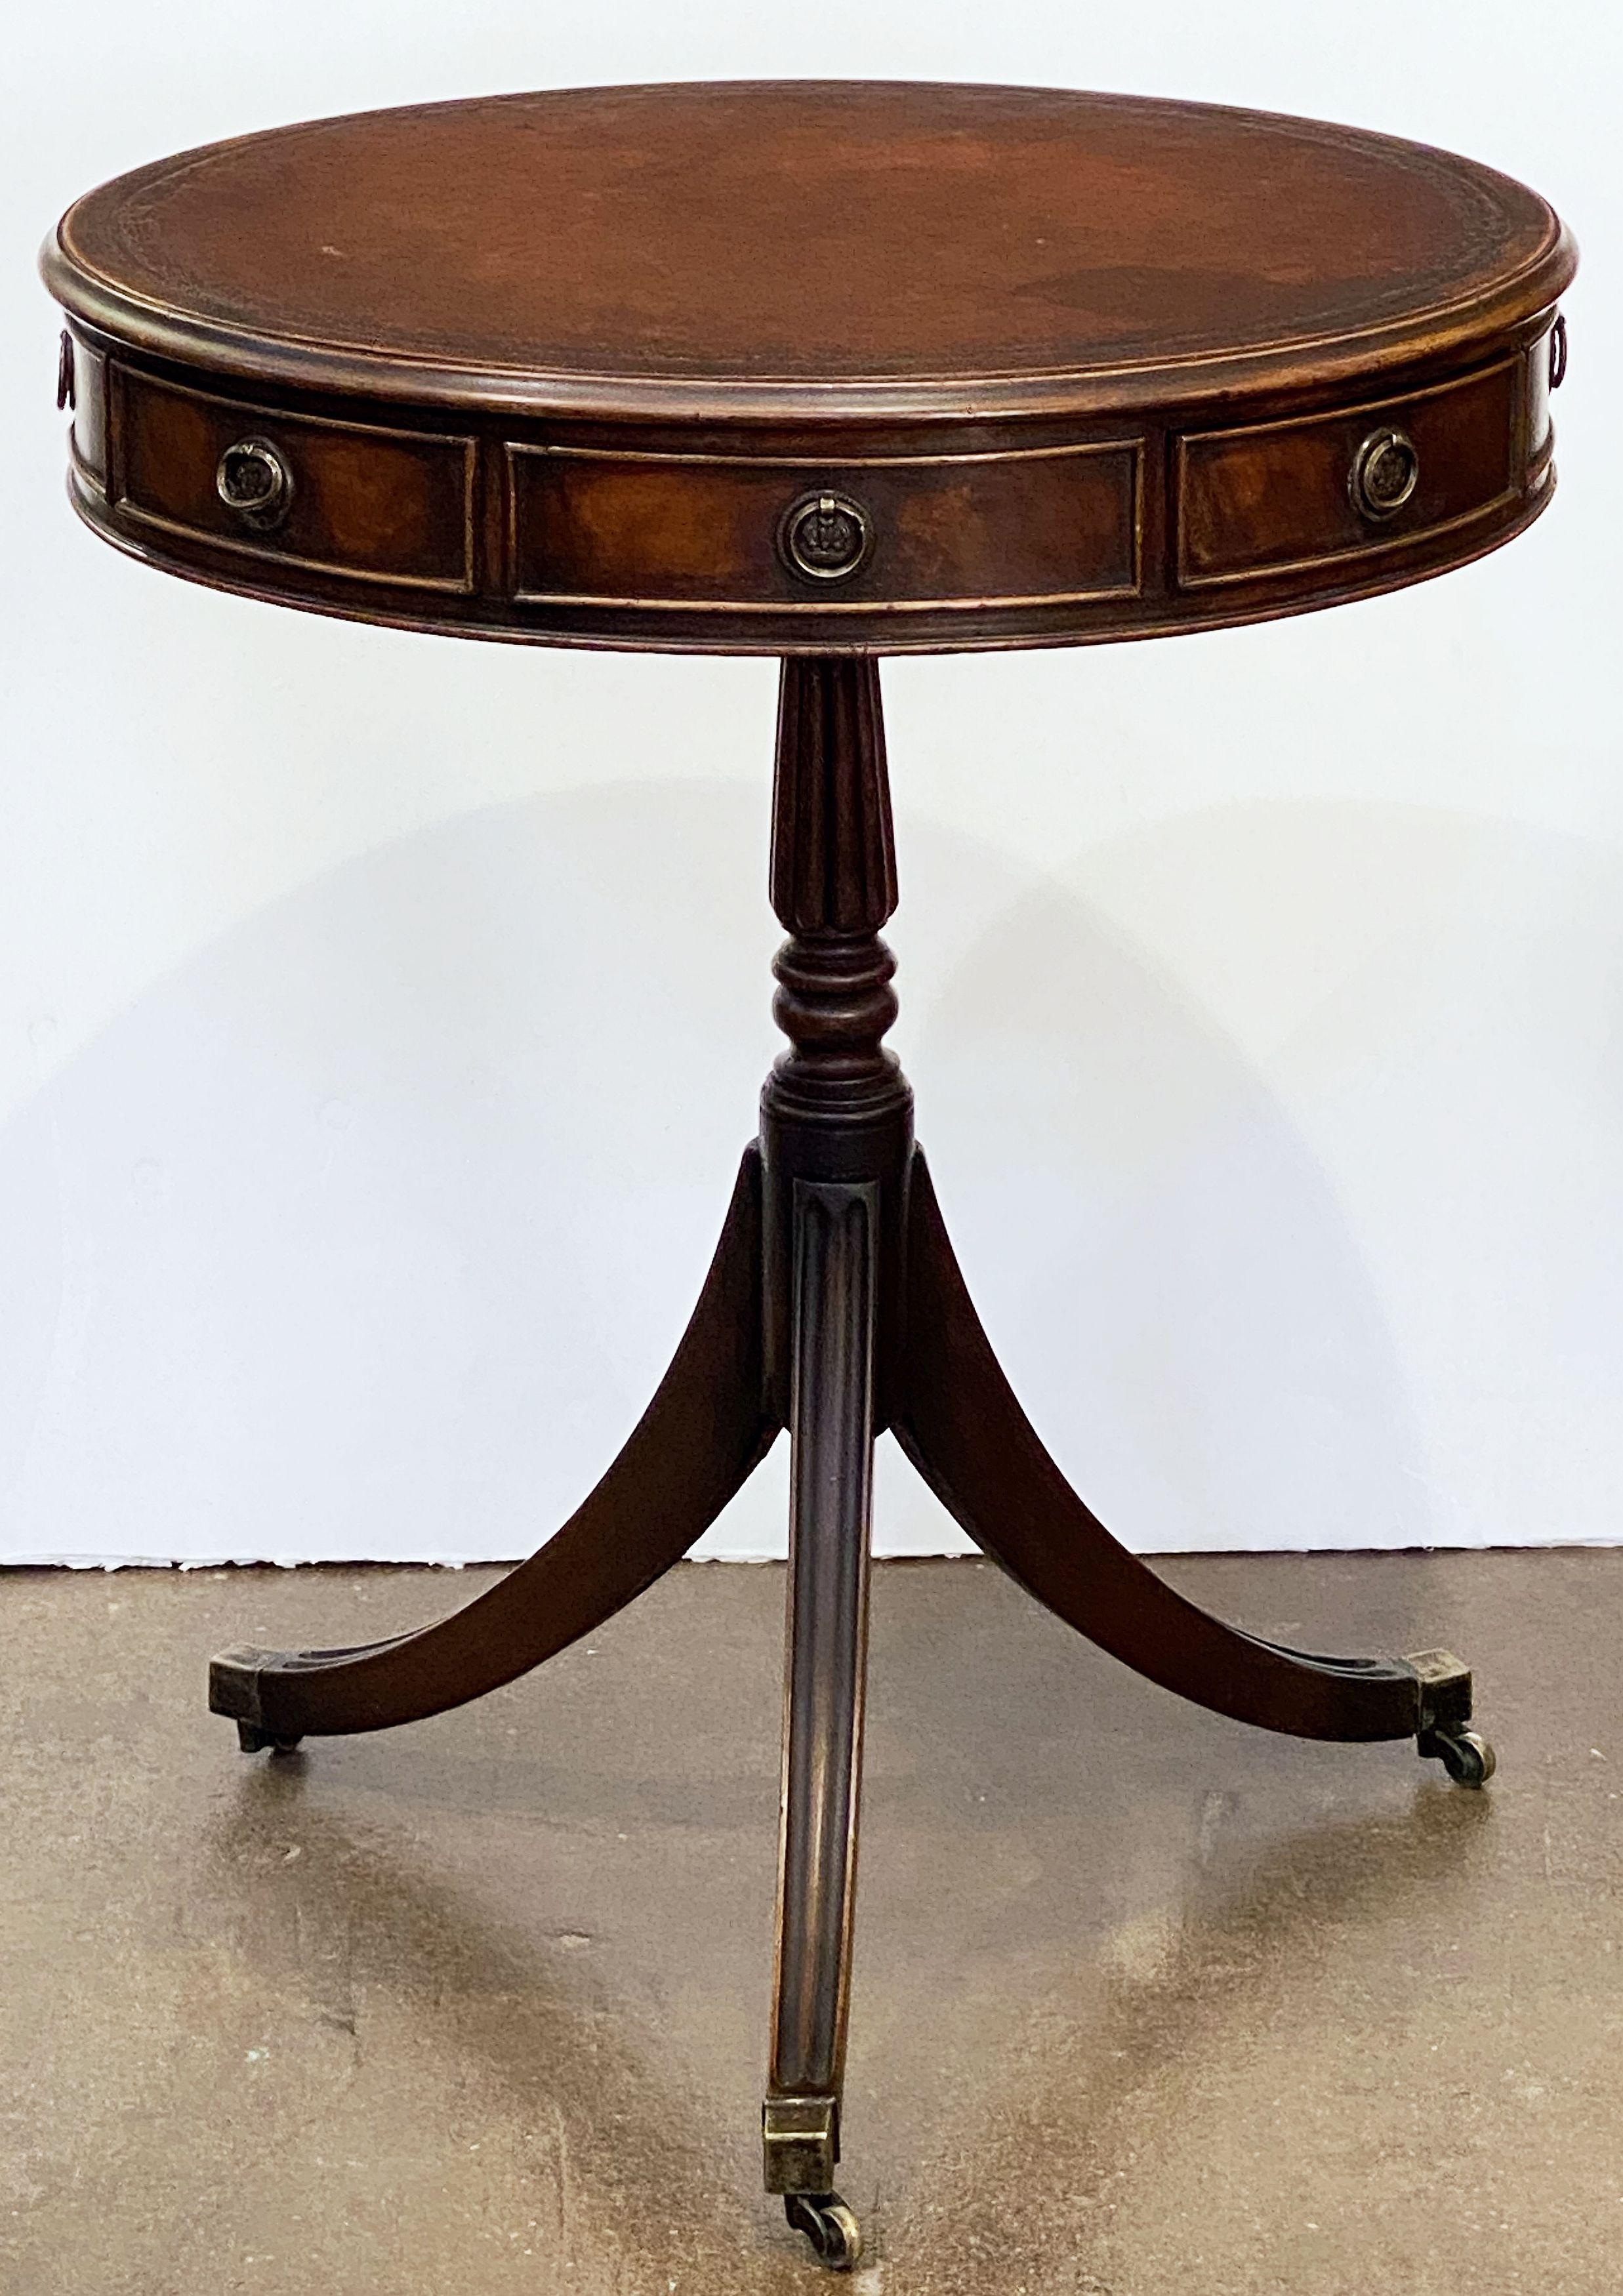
[779,490,873,583]
[1349,426,1420,522]
[1550,312,1569,390]
[216,436,293,531]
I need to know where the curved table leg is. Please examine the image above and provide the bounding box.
[894,1151,1477,1749]
[210,1146,777,1745]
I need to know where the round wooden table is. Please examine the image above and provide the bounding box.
[44,83,1575,2270]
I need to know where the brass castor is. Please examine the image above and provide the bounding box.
[784,2192,863,2270]
[1418,1723,1496,1788]
[236,1721,304,1755]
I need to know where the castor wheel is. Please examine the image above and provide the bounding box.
[1418,1723,1496,1788]
[785,2192,863,2270]
[236,1721,303,1755]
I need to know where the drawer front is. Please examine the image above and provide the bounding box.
[66,332,110,491]
[115,369,476,592]
[1176,359,1519,588]
[1526,319,1559,466]
[507,441,1141,613]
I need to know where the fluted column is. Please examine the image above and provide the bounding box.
[763,656,909,1130]
[758,657,913,1427]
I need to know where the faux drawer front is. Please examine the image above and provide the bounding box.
[115,369,476,592]
[1176,360,1519,588]
[507,442,1141,613]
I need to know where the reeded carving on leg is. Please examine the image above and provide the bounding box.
[766,657,908,1128]
[770,653,896,935]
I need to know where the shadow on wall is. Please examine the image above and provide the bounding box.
[894,867,1424,1559]
[1,779,1614,1565]
[908,794,1623,1556]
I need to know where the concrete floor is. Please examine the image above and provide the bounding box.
[3,1549,1621,2295]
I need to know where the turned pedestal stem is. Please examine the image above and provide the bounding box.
[761,658,909,2214]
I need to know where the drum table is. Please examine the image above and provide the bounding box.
[45,83,1575,2269]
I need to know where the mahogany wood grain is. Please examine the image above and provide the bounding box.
[1177,358,1519,586]
[43,86,1561,2250]
[45,83,1574,655]
[47,84,1571,420]
[208,1149,776,1742]
[894,1153,1429,1742]
[119,367,477,593]
[506,438,1142,616]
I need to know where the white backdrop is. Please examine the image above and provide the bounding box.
[1,4,1615,1564]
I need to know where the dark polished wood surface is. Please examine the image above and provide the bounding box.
[45,83,1574,654]
[47,83,1570,415]
[205,659,1493,2259]
[48,89,1558,2263]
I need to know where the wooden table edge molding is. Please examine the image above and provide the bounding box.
[43,80,1574,2270]
[44,81,1576,657]
[41,84,1576,419]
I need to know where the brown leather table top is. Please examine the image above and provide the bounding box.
[43,84,1574,653]
[45,81,1572,423]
